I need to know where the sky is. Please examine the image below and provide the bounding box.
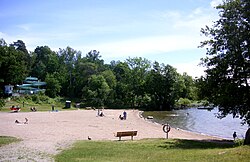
[0,0,223,78]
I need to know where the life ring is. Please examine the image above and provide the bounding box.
[163,124,171,133]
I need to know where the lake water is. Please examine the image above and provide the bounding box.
[142,108,249,139]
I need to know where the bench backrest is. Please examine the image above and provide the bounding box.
[116,131,137,137]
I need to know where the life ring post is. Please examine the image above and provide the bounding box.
[163,124,171,139]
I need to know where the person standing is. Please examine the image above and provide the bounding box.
[233,132,237,140]
[123,111,127,120]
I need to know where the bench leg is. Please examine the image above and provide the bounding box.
[131,136,133,140]
[119,136,121,141]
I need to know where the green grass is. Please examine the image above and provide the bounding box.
[0,136,21,147]
[0,96,75,112]
[55,139,250,162]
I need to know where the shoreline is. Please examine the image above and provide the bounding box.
[140,109,247,140]
[138,110,226,141]
[0,109,228,161]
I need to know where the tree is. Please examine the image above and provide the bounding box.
[74,61,98,98]
[10,40,31,73]
[86,50,105,70]
[101,70,117,106]
[84,74,110,108]
[86,50,101,62]
[0,38,7,46]
[10,40,28,54]
[146,62,180,110]
[31,46,59,80]
[199,0,250,126]
[57,47,81,97]
[180,73,197,100]
[111,61,132,108]
[126,57,151,107]
[0,44,28,84]
[45,73,61,98]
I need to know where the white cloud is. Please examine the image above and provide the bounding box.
[84,34,200,60]
[210,0,223,8]
[173,60,206,78]
[17,24,31,31]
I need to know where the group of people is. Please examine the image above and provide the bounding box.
[96,109,127,120]
[119,111,127,120]
[15,118,28,124]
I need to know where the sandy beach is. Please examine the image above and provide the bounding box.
[0,109,222,161]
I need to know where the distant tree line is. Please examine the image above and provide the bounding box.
[0,38,198,110]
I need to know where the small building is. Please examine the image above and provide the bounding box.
[17,76,46,94]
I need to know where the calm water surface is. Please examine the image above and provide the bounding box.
[143,108,249,139]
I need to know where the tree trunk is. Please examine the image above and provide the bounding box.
[244,128,250,145]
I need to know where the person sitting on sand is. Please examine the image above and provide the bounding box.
[15,120,20,123]
[119,115,124,120]
[24,118,28,124]
[99,111,104,117]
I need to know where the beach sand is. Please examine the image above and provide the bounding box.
[0,109,222,161]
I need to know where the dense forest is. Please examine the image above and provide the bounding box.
[0,38,198,110]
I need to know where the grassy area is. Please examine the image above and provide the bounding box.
[0,136,21,147]
[55,139,250,162]
[0,96,76,112]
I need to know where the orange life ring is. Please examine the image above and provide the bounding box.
[163,124,171,133]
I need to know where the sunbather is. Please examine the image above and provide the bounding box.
[15,120,20,123]
[24,118,28,124]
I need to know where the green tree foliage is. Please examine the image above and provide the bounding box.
[126,57,151,107]
[111,61,132,108]
[0,38,197,111]
[180,72,198,100]
[0,98,5,109]
[31,46,59,80]
[0,42,28,84]
[74,61,98,98]
[84,74,111,108]
[0,39,7,46]
[45,73,61,98]
[199,0,250,125]
[146,62,180,110]
[10,40,31,74]
[57,47,81,97]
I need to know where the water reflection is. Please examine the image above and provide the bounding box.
[142,108,249,139]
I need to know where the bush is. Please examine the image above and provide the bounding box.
[0,98,5,109]
[234,139,245,146]
[15,94,55,105]
[176,98,191,108]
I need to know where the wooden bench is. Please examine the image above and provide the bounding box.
[115,131,137,140]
